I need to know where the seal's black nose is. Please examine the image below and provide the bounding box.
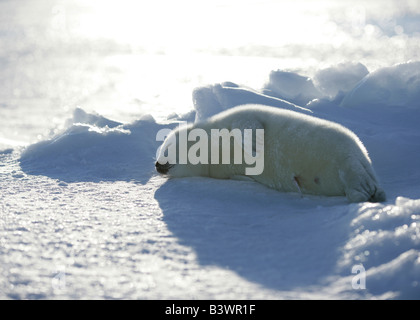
[155,161,171,174]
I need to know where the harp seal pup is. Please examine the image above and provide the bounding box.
[155,104,386,203]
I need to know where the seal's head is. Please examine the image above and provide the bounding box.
[155,125,207,177]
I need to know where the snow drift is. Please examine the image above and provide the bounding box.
[341,61,420,108]
[19,108,173,183]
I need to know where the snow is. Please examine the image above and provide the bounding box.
[341,61,420,108]
[313,62,369,99]
[19,108,164,183]
[192,82,311,123]
[262,70,323,106]
[3,60,420,299]
[1,0,420,300]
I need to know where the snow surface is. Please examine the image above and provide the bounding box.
[1,0,420,300]
[2,60,420,299]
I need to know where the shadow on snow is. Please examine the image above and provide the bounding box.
[154,176,353,292]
